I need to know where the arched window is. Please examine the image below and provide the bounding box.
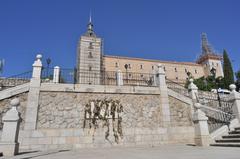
[88,52,93,58]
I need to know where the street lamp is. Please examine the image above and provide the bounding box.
[210,67,216,77]
[210,67,221,107]
[124,64,128,83]
[46,58,51,78]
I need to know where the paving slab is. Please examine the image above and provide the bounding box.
[1,145,240,159]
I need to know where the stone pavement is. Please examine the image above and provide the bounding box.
[1,145,240,159]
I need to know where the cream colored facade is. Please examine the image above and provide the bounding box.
[103,55,206,84]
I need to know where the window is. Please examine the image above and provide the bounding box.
[89,66,92,71]
[152,66,154,70]
[115,62,118,68]
[128,64,131,69]
[164,67,166,71]
[88,42,93,49]
[140,65,143,69]
[195,69,197,74]
[175,68,177,72]
[129,73,132,77]
[176,77,178,80]
[185,68,187,73]
[88,52,93,58]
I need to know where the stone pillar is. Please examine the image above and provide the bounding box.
[0,98,21,156]
[188,79,198,102]
[53,66,60,83]
[116,70,123,86]
[24,54,42,131]
[156,64,171,126]
[193,103,210,146]
[229,84,240,122]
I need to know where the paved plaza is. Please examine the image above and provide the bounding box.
[2,145,239,159]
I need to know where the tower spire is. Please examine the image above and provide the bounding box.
[89,11,92,23]
[85,11,96,37]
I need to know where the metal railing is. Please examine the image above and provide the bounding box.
[41,68,156,87]
[196,90,234,133]
[199,105,235,133]
[122,72,155,86]
[0,71,32,90]
[166,78,190,98]
[197,90,231,110]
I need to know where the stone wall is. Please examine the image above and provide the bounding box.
[0,92,28,130]
[14,91,195,150]
[169,96,193,127]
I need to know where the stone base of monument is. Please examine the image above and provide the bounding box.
[0,142,19,156]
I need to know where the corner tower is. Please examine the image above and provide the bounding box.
[76,15,103,84]
[196,33,224,77]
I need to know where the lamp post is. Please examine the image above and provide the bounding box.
[46,58,51,78]
[0,59,4,76]
[124,64,128,84]
[210,67,222,107]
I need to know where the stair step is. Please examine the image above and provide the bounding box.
[222,134,240,138]
[229,130,240,134]
[234,127,240,131]
[216,138,240,143]
[211,143,240,147]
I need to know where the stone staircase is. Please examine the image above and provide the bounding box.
[211,127,240,147]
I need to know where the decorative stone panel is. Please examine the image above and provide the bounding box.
[169,96,193,127]
[37,92,162,129]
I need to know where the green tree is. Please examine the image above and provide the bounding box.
[185,75,224,92]
[223,49,234,89]
[235,70,240,92]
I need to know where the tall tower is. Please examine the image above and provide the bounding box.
[76,15,103,84]
[196,33,224,77]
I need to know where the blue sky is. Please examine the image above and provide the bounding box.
[0,0,239,77]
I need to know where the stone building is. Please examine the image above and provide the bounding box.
[76,18,223,85]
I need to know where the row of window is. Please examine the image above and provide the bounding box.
[115,62,198,74]
[205,62,219,67]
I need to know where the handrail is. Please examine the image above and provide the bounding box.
[166,78,190,98]
[199,104,235,133]
[0,70,32,90]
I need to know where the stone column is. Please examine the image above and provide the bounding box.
[53,66,60,83]
[229,84,240,122]
[116,70,123,86]
[24,54,42,131]
[156,64,171,126]
[0,98,21,156]
[193,103,210,146]
[188,79,198,102]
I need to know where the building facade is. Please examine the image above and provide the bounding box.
[76,18,223,85]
